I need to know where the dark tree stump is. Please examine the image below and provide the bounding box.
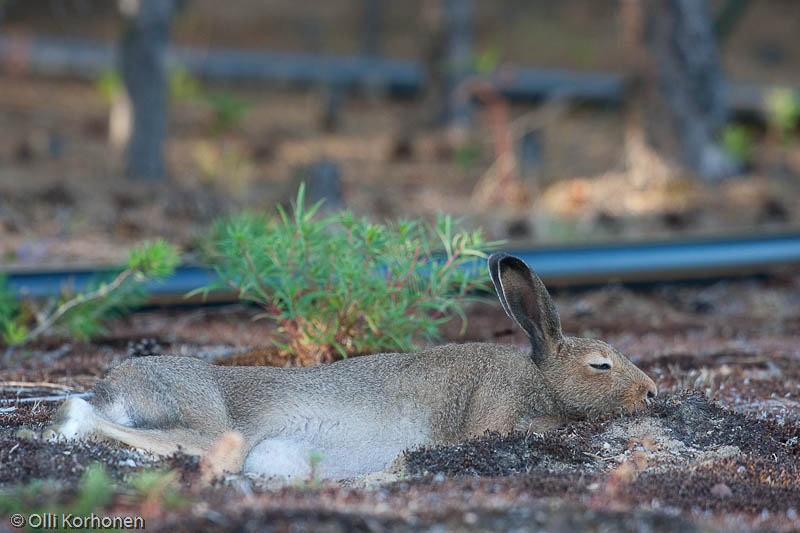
[119,0,177,181]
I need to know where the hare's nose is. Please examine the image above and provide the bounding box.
[643,385,657,405]
[646,380,657,399]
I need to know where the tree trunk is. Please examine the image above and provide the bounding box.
[621,0,731,184]
[444,0,473,137]
[118,0,177,181]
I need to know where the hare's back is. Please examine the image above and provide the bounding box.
[91,356,230,431]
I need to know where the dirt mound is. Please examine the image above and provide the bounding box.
[404,391,798,477]
[402,429,593,477]
[402,391,800,520]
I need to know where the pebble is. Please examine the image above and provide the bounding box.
[710,483,732,497]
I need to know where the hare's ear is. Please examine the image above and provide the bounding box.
[488,253,563,363]
[488,252,514,320]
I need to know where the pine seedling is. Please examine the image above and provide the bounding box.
[1,240,179,362]
[196,184,502,365]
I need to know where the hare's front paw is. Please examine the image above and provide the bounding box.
[42,397,96,441]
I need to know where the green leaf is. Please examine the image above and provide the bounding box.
[3,321,28,345]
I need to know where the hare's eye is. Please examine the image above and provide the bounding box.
[589,363,611,371]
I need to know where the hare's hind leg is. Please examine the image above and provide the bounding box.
[92,417,212,456]
[17,396,244,471]
[90,418,246,472]
[42,397,221,457]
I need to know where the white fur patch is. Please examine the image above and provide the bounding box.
[585,351,613,370]
[51,397,96,439]
[243,402,430,479]
[105,401,132,427]
[243,438,318,479]
[243,430,420,480]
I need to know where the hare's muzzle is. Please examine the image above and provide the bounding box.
[638,376,658,408]
[621,370,658,412]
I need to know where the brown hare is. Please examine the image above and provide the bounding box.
[17,253,656,479]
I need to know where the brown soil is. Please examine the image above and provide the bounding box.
[1,273,799,531]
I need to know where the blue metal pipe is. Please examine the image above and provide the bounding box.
[505,233,800,285]
[3,234,799,301]
[3,266,218,300]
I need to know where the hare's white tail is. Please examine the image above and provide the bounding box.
[44,397,96,439]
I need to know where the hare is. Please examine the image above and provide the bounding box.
[17,253,656,479]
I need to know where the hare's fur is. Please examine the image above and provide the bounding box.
[19,253,656,479]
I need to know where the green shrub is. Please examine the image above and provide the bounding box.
[0,464,186,531]
[196,185,501,365]
[720,124,753,166]
[766,87,800,142]
[205,91,252,135]
[454,142,481,172]
[95,69,124,104]
[1,240,179,359]
[474,41,503,75]
[0,275,23,344]
[169,67,251,135]
[102,66,252,136]
[128,469,187,511]
[0,464,114,532]
[168,67,202,101]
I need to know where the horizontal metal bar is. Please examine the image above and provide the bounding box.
[505,233,800,285]
[2,266,218,300]
[3,234,799,300]
[0,34,792,111]
[0,34,422,92]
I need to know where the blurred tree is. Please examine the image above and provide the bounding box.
[621,0,733,184]
[417,0,447,129]
[415,0,473,132]
[360,0,381,57]
[444,0,474,137]
[118,0,178,180]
